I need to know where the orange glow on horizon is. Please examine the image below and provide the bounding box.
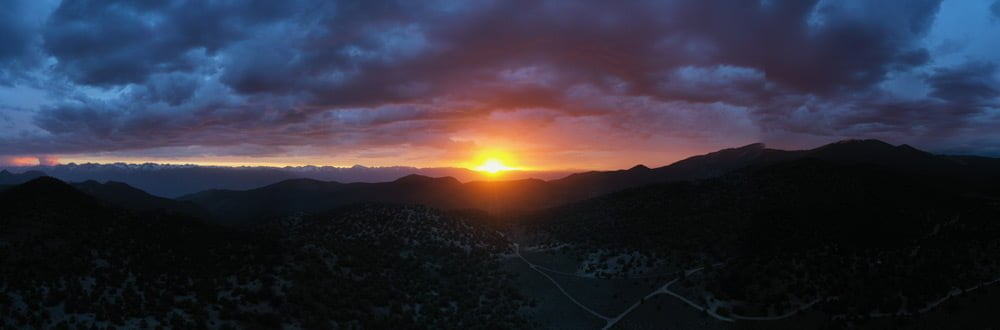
[48,144,698,173]
[0,156,58,167]
[467,149,525,176]
[474,158,516,174]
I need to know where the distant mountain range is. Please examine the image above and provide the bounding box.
[179,139,1000,224]
[0,169,46,185]
[3,139,1000,326]
[0,163,572,197]
[1,170,209,218]
[3,139,998,226]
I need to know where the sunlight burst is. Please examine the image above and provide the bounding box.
[475,158,515,174]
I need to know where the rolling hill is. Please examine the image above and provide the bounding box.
[524,157,1000,322]
[0,177,529,329]
[71,180,209,218]
[3,139,999,328]
[181,139,1000,225]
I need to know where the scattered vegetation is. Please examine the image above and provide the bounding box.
[526,159,1000,322]
[0,180,530,329]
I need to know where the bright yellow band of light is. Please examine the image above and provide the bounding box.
[474,158,516,174]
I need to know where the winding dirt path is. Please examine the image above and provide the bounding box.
[514,244,612,322]
[513,243,819,329]
[603,265,736,329]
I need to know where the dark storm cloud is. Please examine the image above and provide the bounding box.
[217,0,944,107]
[1,0,997,161]
[812,60,1000,145]
[927,61,999,104]
[42,0,308,86]
[0,1,50,83]
[0,3,36,64]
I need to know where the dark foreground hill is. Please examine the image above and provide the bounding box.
[71,180,210,218]
[0,177,529,329]
[180,174,563,225]
[525,158,1000,324]
[181,139,1000,225]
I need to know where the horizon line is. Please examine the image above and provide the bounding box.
[3,138,995,171]
[0,161,588,173]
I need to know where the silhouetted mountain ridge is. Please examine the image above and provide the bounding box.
[6,139,992,226]
[71,180,209,218]
[527,156,1000,320]
[0,177,105,221]
[180,174,470,224]
[0,169,47,185]
[1,163,571,197]
[177,139,1000,225]
[393,173,462,185]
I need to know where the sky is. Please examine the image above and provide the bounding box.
[1,0,999,170]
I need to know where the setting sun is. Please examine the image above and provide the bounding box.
[475,158,515,174]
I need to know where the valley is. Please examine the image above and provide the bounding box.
[2,140,1000,329]
[3,1,997,328]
